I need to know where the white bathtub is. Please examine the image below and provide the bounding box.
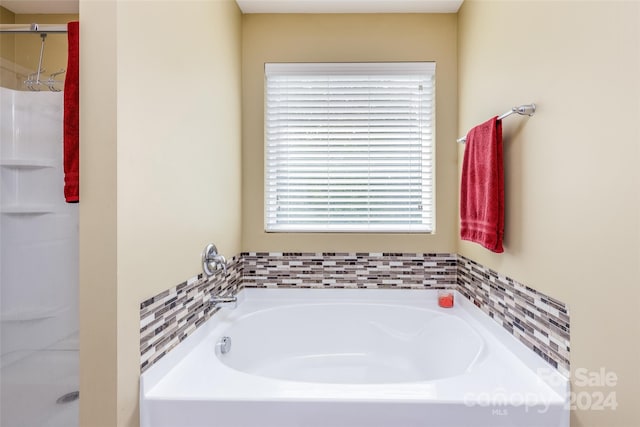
[140,289,569,427]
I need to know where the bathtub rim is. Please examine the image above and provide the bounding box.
[141,288,569,404]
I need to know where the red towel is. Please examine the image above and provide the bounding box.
[460,116,504,253]
[64,21,79,203]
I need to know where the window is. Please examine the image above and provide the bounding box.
[265,62,435,233]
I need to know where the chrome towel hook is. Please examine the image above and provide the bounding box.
[47,69,65,92]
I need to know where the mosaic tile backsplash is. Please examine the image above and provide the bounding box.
[457,255,571,377]
[140,252,570,377]
[242,252,457,289]
[139,255,241,373]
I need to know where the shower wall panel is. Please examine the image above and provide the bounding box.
[0,87,79,365]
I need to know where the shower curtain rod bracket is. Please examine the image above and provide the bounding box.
[20,32,66,92]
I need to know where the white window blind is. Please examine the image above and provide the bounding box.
[265,62,435,233]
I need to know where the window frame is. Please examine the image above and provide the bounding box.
[264,61,436,234]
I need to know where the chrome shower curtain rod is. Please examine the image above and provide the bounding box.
[457,104,536,143]
[0,23,67,33]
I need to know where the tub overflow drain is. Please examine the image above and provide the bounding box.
[217,336,232,354]
[56,391,79,404]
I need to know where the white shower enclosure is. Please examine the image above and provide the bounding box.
[0,87,79,426]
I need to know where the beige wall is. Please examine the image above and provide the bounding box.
[458,1,640,426]
[0,6,14,24]
[79,1,118,424]
[242,14,458,253]
[0,6,15,69]
[0,7,15,88]
[79,0,243,426]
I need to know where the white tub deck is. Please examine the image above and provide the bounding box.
[140,289,569,427]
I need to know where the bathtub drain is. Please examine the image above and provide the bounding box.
[56,391,79,404]
[217,336,232,354]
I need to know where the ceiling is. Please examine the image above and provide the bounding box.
[1,0,463,15]
[1,1,79,14]
[236,1,463,14]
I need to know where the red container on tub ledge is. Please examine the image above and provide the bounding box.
[438,290,454,308]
